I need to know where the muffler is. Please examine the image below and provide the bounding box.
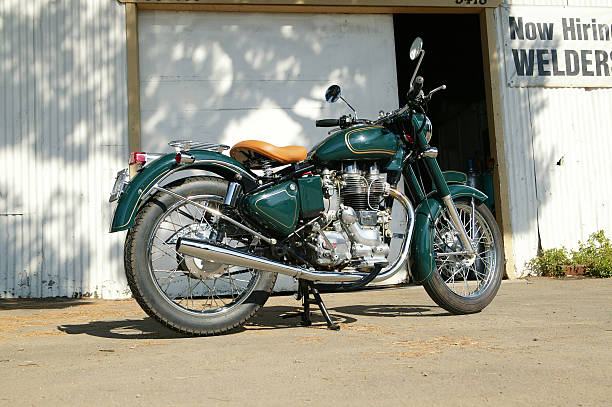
[176,238,364,283]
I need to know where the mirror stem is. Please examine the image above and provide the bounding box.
[339,96,357,119]
[409,50,425,90]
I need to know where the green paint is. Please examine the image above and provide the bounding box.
[310,125,399,162]
[410,184,487,284]
[110,150,254,232]
[297,176,324,218]
[385,148,405,171]
[240,181,300,237]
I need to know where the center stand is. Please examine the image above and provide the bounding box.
[283,279,340,330]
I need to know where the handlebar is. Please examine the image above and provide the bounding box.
[316,116,372,128]
[315,118,341,127]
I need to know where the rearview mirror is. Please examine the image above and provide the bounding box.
[325,85,341,103]
[409,37,423,60]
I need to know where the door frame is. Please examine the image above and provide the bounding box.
[119,0,516,278]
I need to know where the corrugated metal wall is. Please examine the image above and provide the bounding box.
[496,3,612,275]
[0,0,129,298]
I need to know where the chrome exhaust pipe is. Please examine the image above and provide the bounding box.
[176,188,415,284]
[176,238,364,283]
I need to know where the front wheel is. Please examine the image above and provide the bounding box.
[124,176,277,336]
[423,198,504,314]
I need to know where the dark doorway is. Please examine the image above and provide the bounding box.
[394,14,495,212]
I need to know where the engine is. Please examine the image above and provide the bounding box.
[305,162,392,271]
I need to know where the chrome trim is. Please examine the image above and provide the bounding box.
[142,153,164,168]
[420,147,438,159]
[409,49,425,89]
[192,159,257,182]
[442,194,475,257]
[168,140,229,153]
[177,238,364,283]
[372,188,415,283]
[153,185,276,245]
[109,168,130,202]
[176,187,416,285]
[224,182,242,207]
[176,152,195,164]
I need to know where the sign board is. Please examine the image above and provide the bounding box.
[502,6,612,87]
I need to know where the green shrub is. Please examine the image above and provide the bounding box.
[527,230,612,278]
[571,230,612,278]
[526,247,570,277]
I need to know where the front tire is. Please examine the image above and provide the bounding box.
[124,176,277,336]
[423,198,504,314]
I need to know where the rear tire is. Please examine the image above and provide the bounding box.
[124,176,277,336]
[423,198,504,314]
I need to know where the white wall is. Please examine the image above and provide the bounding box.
[138,11,399,152]
[0,0,128,298]
[496,3,612,275]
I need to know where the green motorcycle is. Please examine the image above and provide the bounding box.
[109,38,503,336]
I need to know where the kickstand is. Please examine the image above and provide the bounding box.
[282,279,340,331]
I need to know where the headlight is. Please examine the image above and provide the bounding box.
[425,117,433,143]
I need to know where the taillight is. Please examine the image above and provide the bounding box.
[129,152,147,166]
[127,152,163,178]
[175,152,195,164]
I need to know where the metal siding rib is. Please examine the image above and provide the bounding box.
[496,4,612,275]
[0,0,128,298]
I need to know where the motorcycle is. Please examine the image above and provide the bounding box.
[109,38,503,335]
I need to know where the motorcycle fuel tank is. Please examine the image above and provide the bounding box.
[310,125,399,163]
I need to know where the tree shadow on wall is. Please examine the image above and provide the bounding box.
[0,1,128,298]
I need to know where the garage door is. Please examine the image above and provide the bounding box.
[138,10,404,290]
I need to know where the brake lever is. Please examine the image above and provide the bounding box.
[425,84,447,101]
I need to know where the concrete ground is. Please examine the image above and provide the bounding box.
[0,277,611,406]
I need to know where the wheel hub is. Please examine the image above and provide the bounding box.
[441,231,476,267]
[184,256,227,280]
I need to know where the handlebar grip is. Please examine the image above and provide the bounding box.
[316,119,340,127]
[407,76,424,100]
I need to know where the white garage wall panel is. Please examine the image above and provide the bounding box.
[138,11,399,152]
[138,11,403,289]
[495,6,612,275]
[0,0,129,298]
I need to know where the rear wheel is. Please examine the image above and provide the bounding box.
[423,198,504,314]
[124,177,277,336]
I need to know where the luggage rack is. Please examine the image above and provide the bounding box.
[169,140,229,153]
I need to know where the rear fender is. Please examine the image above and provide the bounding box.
[110,151,257,232]
[410,185,487,284]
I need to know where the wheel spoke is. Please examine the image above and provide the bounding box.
[146,193,262,316]
[434,201,497,298]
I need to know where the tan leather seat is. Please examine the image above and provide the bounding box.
[230,140,307,168]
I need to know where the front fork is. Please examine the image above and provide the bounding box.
[410,154,476,259]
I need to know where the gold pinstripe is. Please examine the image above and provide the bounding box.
[344,126,396,155]
[254,188,297,229]
[113,168,172,230]
[112,160,253,231]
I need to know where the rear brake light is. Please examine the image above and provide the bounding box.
[129,152,147,166]
[128,152,165,178]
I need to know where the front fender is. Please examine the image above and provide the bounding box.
[410,185,487,284]
[110,151,257,232]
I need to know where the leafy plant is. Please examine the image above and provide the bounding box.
[571,230,612,278]
[526,247,570,277]
[527,230,612,278]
